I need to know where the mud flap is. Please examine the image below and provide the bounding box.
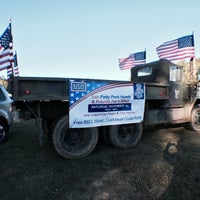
[36,102,44,146]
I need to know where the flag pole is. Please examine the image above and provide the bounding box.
[8,19,14,79]
[189,31,196,82]
[192,31,196,82]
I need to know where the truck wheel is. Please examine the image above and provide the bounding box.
[108,123,143,149]
[188,107,200,132]
[0,125,6,143]
[52,115,98,159]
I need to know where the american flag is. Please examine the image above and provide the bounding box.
[7,51,19,78]
[13,52,19,76]
[0,23,13,71]
[156,34,195,61]
[119,51,146,70]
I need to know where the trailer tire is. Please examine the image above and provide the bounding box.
[187,107,200,132]
[52,115,98,159]
[108,123,143,149]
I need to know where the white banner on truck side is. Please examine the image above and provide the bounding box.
[69,79,145,128]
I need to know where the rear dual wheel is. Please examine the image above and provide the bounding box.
[108,123,143,149]
[52,115,98,159]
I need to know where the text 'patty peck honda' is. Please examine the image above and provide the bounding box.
[0,85,14,143]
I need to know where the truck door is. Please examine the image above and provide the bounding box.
[169,65,183,106]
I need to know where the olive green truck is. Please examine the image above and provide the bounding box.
[8,59,200,159]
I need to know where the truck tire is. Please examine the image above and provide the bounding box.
[0,125,6,143]
[188,107,200,132]
[108,123,143,149]
[52,115,98,159]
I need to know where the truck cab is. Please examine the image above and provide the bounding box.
[131,59,200,129]
[131,59,185,104]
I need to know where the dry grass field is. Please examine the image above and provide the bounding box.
[1,120,200,200]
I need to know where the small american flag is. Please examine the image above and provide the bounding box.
[156,34,195,61]
[119,51,146,70]
[13,52,19,76]
[0,23,13,71]
[7,51,19,79]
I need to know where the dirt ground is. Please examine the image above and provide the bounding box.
[1,120,200,200]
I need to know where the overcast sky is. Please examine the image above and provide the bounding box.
[1,0,200,80]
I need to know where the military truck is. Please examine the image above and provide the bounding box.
[8,59,200,159]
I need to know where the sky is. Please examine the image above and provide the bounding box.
[1,0,200,80]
